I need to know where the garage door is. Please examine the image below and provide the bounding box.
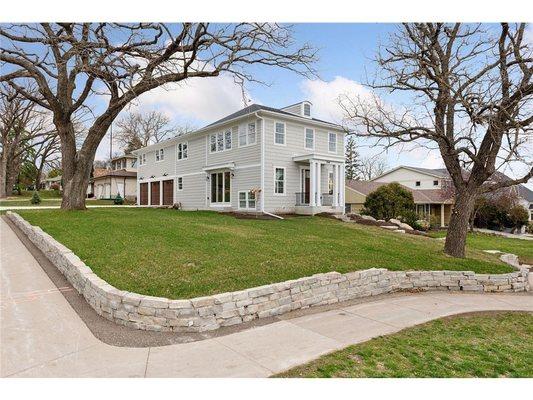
[150,181,160,206]
[163,179,174,206]
[140,183,148,205]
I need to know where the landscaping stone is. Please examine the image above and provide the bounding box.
[6,211,530,334]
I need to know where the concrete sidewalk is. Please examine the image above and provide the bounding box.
[1,218,532,378]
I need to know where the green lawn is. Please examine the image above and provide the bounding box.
[15,208,514,299]
[0,198,119,207]
[276,312,533,378]
[429,230,533,265]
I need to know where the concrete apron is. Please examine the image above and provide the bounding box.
[1,218,532,378]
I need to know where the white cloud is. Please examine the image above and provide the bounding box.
[300,76,370,123]
[128,74,254,124]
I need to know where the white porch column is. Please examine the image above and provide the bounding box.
[159,180,163,205]
[136,181,140,206]
[310,160,316,206]
[339,163,345,211]
[332,164,339,207]
[316,162,322,207]
[147,182,151,206]
[440,203,445,227]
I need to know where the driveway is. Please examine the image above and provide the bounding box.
[1,218,532,377]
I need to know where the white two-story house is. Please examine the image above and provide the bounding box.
[132,101,346,215]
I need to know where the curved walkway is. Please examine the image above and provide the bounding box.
[1,218,532,378]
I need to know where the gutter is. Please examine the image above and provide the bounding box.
[255,111,265,214]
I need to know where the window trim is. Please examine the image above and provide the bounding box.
[274,166,286,196]
[177,142,188,161]
[304,127,315,150]
[209,131,233,153]
[155,148,165,162]
[328,132,337,153]
[274,121,286,146]
[238,190,256,210]
[177,176,183,191]
[239,122,257,148]
[209,171,232,205]
[139,153,146,166]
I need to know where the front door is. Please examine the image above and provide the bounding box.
[162,179,174,205]
[301,169,310,204]
[140,183,148,205]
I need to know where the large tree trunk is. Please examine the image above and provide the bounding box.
[444,190,478,258]
[0,152,7,198]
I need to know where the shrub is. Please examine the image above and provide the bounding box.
[398,209,419,228]
[114,194,124,205]
[508,205,529,231]
[30,191,41,204]
[527,222,533,234]
[362,183,415,221]
[50,183,60,191]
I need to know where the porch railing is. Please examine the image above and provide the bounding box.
[295,192,310,206]
[295,192,334,206]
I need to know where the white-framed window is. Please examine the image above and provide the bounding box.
[177,177,183,191]
[210,171,231,204]
[239,123,257,147]
[238,191,256,209]
[139,153,146,166]
[274,167,285,195]
[155,148,165,162]
[177,142,188,160]
[433,180,439,186]
[274,122,286,145]
[328,132,337,153]
[305,128,314,150]
[303,103,311,117]
[210,131,232,153]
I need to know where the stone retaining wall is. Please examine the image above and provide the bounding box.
[8,212,530,333]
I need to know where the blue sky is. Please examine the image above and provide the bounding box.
[92,23,532,187]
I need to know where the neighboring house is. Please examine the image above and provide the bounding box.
[88,154,137,200]
[43,175,62,190]
[132,101,346,215]
[345,165,533,226]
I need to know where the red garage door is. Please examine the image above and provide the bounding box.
[163,180,174,206]
[139,183,148,205]
[150,181,160,206]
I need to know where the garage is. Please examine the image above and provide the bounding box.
[139,183,148,205]
[150,181,160,205]
[163,179,174,206]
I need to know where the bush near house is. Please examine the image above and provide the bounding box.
[474,193,529,232]
[361,182,416,222]
[30,191,41,204]
[114,194,124,205]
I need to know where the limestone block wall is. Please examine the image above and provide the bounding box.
[7,212,529,333]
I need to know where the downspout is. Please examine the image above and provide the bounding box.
[255,111,284,220]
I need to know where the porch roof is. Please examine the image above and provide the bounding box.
[292,153,345,164]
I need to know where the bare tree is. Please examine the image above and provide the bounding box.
[1,23,316,209]
[341,23,532,258]
[357,155,388,181]
[115,111,193,153]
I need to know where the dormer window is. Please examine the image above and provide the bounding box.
[303,103,311,117]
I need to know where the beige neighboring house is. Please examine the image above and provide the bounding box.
[345,165,533,226]
[43,175,62,190]
[88,154,137,201]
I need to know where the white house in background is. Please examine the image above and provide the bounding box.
[132,102,346,215]
[88,154,137,201]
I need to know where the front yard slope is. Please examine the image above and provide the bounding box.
[18,209,512,299]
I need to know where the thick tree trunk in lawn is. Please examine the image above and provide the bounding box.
[444,191,477,258]
[0,154,7,198]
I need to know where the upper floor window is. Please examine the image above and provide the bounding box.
[177,142,188,160]
[305,128,314,150]
[210,131,232,153]
[139,154,146,166]
[415,181,421,187]
[155,148,165,162]
[328,133,337,153]
[131,159,137,168]
[303,103,311,117]
[239,123,257,147]
[433,180,439,186]
[275,122,285,145]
